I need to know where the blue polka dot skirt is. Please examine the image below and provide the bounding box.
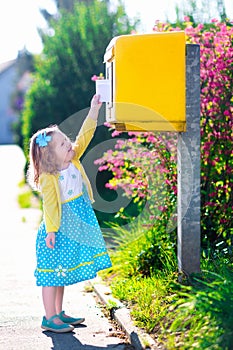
[34,195,112,287]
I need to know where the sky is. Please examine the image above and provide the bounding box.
[0,0,232,65]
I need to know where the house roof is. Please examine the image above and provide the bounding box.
[0,59,16,75]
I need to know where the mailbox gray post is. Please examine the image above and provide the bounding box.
[177,44,201,275]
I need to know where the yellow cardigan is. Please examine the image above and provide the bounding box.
[39,116,97,233]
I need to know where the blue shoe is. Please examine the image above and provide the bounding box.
[41,315,74,333]
[58,311,85,325]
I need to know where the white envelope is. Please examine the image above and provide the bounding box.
[95,79,111,102]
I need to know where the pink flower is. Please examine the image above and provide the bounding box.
[91,75,98,81]
[91,73,104,81]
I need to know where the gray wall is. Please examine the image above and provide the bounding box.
[0,63,18,144]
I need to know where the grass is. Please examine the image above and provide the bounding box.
[101,222,233,350]
[110,272,177,333]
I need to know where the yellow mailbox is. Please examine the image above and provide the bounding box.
[104,31,186,132]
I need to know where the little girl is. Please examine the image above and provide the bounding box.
[27,94,112,333]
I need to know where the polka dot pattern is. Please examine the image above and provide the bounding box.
[34,195,112,287]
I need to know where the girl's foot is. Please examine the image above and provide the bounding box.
[41,314,74,333]
[58,310,85,325]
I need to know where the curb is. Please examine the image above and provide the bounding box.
[90,279,159,350]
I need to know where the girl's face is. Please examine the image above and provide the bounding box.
[52,132,74,169]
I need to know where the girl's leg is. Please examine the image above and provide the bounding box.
[55,287,81,320]
[42,286,63,324]
[55,286,65,314]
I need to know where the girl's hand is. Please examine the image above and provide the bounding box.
[46,232,56,249]
[88,94,102,121]
[90,94,102,110]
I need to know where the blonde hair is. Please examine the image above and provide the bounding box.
[27,125,68,190]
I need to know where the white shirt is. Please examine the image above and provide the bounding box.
[58,163,82,203]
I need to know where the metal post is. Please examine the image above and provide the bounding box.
[177,44,201,275]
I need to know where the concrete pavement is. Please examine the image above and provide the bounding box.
[0,145,132,350]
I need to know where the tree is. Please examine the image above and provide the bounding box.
[39,0,77,22]
[22,0,139,147]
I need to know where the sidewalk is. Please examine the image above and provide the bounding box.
[0,145,132,350]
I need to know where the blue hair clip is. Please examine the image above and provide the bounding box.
[36,132,52,147]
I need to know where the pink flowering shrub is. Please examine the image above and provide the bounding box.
[95,128,178,229]
[95,19,233,251]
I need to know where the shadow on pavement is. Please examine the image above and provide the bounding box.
[44,329,126,350]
